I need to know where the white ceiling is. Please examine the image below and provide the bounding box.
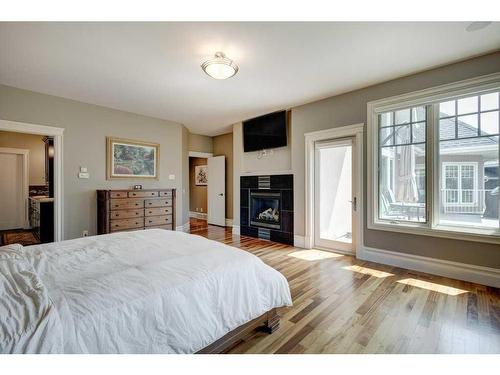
[0,22,499,136]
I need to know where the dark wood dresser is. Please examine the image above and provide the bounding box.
[97,189,176,234]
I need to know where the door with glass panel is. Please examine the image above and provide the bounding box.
[314,138,356,254]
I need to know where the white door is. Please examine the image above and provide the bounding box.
[207,155,226,226]
[0,151,26,230]
[314,138,356,254]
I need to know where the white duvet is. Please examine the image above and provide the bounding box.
[0,229,292,353]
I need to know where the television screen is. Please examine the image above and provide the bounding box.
[243,110,287,152]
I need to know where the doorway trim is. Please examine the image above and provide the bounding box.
[189,151,213,158]
[0,119,64,241]
[305,123,364,256]
[0,147,30,229]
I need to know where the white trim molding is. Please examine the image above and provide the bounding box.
[0,147,29,229]
[189,211,207,219]
[367,72,500,244]
[359,246,500,288]
[176,222,190,232]
[293,235,306,248]
[225,218,233,227]
[304,123,364,256]
[232,225,240,235]
[0,119,64,241]
[188,151,213,158]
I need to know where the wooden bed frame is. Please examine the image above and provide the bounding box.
[196,308,280,354]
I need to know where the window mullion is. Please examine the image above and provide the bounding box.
[430,103,440,229]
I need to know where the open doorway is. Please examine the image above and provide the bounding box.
[0,131,55,245]
[189,156,209,231]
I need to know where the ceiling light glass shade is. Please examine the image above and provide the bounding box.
[201,52,239,80]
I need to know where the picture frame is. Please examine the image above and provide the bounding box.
[195,165,208,185]
[106,137,159,180]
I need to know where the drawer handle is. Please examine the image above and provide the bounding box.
[149,220,152,223]
[149,211,153,214]
[135,203,139,206]
[116,214,120,217]
[132,193,136,196]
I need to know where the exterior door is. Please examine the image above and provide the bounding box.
[314,138,356,254]
[0,150,26,230]
[207,155,226,226]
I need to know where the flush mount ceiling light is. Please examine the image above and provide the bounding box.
[201,52,239,80]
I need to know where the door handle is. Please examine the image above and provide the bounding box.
[218,193,224,196]
[349,197,357,211]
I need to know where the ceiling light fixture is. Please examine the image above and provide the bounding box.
[201,52,239,80]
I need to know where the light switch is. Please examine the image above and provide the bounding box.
[78,172,90,179]
[169,174,175,180]
[80,166,88,173]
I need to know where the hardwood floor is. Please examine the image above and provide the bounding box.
[190,221,500,354]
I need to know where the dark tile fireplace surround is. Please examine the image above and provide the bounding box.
[240,174,293,245]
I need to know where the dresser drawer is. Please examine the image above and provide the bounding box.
[145,207,172,216]
[159,191,173,197]
[145,215,172,226]
[110,218,144,231]
[145,198,172,208]
[128,191,159,198]
[110,191,128,199]
[110,209,144,219]
[146,224,173,230]
[110,199,144,210]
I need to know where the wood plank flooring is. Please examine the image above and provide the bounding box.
[190,220,500,354]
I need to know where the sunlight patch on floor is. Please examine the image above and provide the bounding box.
[288,249,343,261]
[342,265,394,278]
[397,278,468,296]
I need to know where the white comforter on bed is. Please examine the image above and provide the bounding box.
[0,229,292,353]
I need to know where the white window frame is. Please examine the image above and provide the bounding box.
[367,72,500,244]
[441,162,478,207]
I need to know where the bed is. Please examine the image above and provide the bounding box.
[0,229,292,353]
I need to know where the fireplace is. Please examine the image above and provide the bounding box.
[240,175,293,245]
[250,191,281,230]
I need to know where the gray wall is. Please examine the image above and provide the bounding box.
[291,51,500,269]
[0,84,189,239]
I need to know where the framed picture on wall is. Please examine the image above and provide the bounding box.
[195,165,208,185]
[106,137,159,179]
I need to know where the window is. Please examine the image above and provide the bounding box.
[378,106,427,223]
[368,74,500,243]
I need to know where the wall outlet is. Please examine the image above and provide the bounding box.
[82,230,89,237]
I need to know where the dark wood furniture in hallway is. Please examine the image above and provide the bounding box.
[190,224,500,354]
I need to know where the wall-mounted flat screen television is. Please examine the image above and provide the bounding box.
[243,110,287,152]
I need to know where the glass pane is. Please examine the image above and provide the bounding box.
[318,144,352,243]
[380,127,394,146]
[439,137,499,229]
[439,118,455,140]
[412,122,425,143]
[480,111,499,135]
[379,112,393,127]
[395,125,410,144]
[440,100,455,117]
[412,106,426,122]
[379,144,426,223]
[481,92,499,111]
[395,108,411,125]
[457,96,478,115]
[457,114,478,138]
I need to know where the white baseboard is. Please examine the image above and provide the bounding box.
[232,225,240,235]
[294,235,306,248]
[225,218,233,227]
[359,246,500,288]
[189,211,207,219]
[176,222,190,233]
